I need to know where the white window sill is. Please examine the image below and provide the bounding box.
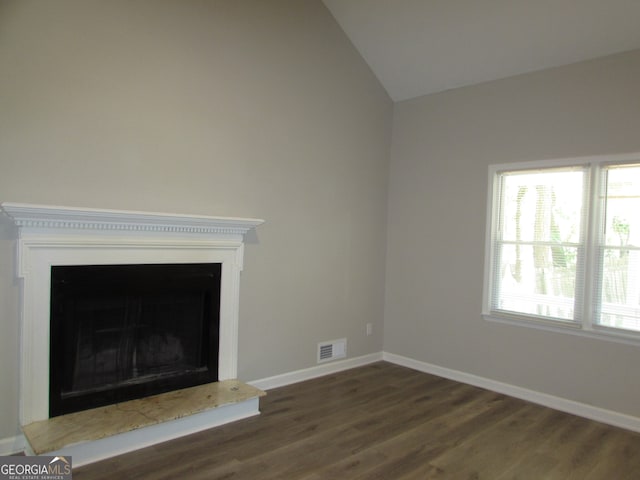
[483,312,640,347]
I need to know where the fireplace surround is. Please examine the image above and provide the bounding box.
[49,262,222,417]
[0,202,263,426]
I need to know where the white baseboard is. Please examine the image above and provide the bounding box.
[6,350,638,460]
[0,434,25,456]
[247,352,383,391]
[383,352,640,434]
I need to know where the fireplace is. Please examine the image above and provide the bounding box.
[49,263,222,416]
[0,202,263,425]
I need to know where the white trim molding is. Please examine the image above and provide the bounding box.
[0,435,26,456]
[0,202,263,425]
[383,352,640,434]
[0,202,263,236]
[248,352,383,391]
[7,350,640,456]
[249,350,640,433]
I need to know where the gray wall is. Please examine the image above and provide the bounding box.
[0,0,392,439]
[385,49,640,417]
[4,0,639,446]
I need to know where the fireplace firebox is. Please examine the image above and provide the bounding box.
[49,263,221,417]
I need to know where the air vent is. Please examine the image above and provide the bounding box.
[317,338,347,363]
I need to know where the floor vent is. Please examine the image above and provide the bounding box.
[317,338,347,363]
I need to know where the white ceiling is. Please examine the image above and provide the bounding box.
[322,0,640,101]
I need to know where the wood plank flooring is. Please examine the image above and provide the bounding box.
[73,362,640,479]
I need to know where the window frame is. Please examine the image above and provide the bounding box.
[482,153,640,346]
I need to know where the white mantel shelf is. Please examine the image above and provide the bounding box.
[0,202,264,236]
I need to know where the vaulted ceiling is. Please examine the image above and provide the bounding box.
[323,0,640,101]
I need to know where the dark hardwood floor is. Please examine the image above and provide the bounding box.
[74,362,640,479]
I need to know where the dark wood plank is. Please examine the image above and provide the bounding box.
[73,362,640,480]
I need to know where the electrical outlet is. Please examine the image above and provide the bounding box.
[366,323,373,336]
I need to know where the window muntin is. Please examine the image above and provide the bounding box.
[484,155,640,342]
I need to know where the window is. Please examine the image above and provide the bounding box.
[483,154,640,343]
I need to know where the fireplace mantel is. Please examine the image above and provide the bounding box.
[1,202,264,425]
[1,202,263,236]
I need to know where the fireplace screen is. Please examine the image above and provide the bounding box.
[49,263,221,417]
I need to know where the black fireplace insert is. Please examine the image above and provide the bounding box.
[49,263,221,417]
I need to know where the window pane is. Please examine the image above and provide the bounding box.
[494,243,577,320]
[602,165,640,248]
[492,167,584,322]
[599,249,640,331]
[500,170,584,244]
[598,164,640,332]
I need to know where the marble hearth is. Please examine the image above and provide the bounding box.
[23,380,265,466]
